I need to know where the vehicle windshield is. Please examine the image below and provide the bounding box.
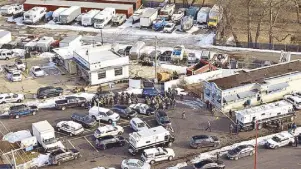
[106,110,114,116]
[142,152,151,158]
[35,68,42,71]
[209,18,217,22]
[160,11,168,15]
[272,136,281,142]
[232,147,242,153]
[13,74,20,77]
[43,138,57,145]
[160,116,170,123]
[137,122,146,128]
[165,24,172,28]
[95,19,104,24]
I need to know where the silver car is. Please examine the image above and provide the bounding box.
[227,144,255,160]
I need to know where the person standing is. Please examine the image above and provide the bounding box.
[182,111,186,119]
[229,124,233,134]
[294,136,299,147]
[216,152,220,161]
[229,109,232,118]
[205,121,211,132]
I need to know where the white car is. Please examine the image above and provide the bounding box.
[6,71,22,82]
[130,118,149,132]
[94,125,124,138]
[56,121,84,136]
[284,95,301,109]
[15,60,26,71]
[121,159,150,169]
[141,147,175,164]
[0,93,24,104]
[89,106,120,123]
[163,23,176,33]
[265,132,294,149]
[129,103,155,116]
[30,66,45,77]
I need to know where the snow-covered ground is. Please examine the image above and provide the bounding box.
[167,128,301,169]
[32,153,50,167]
[2,130,32,143]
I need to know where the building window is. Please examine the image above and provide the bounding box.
[114,68,123,76]
[98,71,106,79]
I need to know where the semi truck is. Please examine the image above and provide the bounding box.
[235,100,295,131]
[93,8,115,29]
[23,7,47,24]
[128,126,175,155]
[208,4,223,28]
[159,4,175,20]
[140,8,158,28]
[59,6,81,24]
[52,7,67,22]
[32,120,64,152]
[81,9,101,26]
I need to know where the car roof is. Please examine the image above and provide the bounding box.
[113,105,127,109]
[143,147,164,154]
[192,135,209,139]
[127,159,140,164]
[130,117,144,123]
[90,106,110,113]
[71,113,86,117]
[97,125,116,132]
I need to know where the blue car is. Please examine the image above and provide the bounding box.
[142,88,161,98]
[8,104,38,119]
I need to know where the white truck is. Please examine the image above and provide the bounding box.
[171,45,186,61]
[0,4,23,16]
[235,100,295,131]
[32,120,64,152]
[88,106,120,123]
[59,6,81,24]
[132,8,145,23]
[52,7,67,22]
[81,9,101,26]
[208,4,223,28]
[128,126,175,155]
[140,8,158,28]
[159,4,175,20]
[112,14,126,26]
[284,94,301,110]
[93,8,115,29]
[197,7,211,24]
[23,7,47,24]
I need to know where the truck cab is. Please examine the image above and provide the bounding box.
[208,16,218,28]
[89,106,120,124]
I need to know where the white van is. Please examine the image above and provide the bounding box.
[0,50,16,60]
[141,147,175,164]
[130,117,149,132]
[89,106,120,123]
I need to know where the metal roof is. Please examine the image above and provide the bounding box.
[0,31,10,38]
[24,0,133,10]
[237,90,257,99]
[32,120,54,132]
[267,82,289,93]
[141,8,157,18]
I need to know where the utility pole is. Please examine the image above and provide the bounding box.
[254,120,258,169]
[11,150,16,168]
[154,36,158,83]
[101,29,103,45]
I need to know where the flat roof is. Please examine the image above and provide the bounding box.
[209,60,301,90]
[32,120,54,131]
[141,8,157,18]
[60,35,81,44]
[75,45,121,64]
[24,0,133,10]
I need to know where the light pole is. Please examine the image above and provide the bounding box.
[254,120,258,169]
[154,36,158,83]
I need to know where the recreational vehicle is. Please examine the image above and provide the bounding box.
[159,4,175,20]
[81,9,101,26]
[23,7,47,24]
[140,8,158,28]
[52,7,67,22]
[59,6,81,24]
[0,4,23,15]
[93,8,115,29]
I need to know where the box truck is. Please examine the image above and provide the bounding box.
[197,7,211,24]
[59,6,81,24]
[140,8,158,28]
[81,9,101,26]
[128,126,175,155]
[32,120,64,152]
[52,7,67,22]
[93,8,115,29]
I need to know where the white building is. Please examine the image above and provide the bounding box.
[73,45,129,85]
[36,36,55,52]
[0,30,12,44]
[59,35,82,48]
[203,60,301,112]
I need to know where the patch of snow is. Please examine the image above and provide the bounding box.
[198,33,215,46]
[2,130,32,143]
[185,26,199,34]
[160,64,187,74]
[12,49,26,57]
[7,17,24,25]
[176,99,204,110]
[166,162,188,169]
[32,153,50,167]
[39,52,55,58]
[119,88,143,95]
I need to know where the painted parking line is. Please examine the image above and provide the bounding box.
[84,136,99,152]
[68,140,76,149]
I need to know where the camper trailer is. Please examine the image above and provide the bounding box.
[23,7,47,24]
[171,45,185,61]
[52,7,67,22]
[197,7,211,24]
[140,8,158,28]
[181,16,193,31]
[0,4,23,16]
[159,4,175,20]
[59,6,81,24]
[81,9,101,26]
[93,8,115,29]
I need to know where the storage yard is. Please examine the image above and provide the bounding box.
[0,0,301,169]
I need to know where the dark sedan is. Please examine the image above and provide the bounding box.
[37,86,64,99]
[193,159,225,169]
[190,135,220,149]
[111,105,137,119]
[95,135,126,150]
[71,113,96,128]
[227,145,255,160]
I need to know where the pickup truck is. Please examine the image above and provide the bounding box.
[55,96,87,110]
[153,18,167,31]
[8,104,38,119]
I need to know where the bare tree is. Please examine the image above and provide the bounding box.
[293,0,301,23]
[222,0,240,46]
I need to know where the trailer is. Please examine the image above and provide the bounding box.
[140,8,158,28]
[171,8,185,24]
[112,13,126,26]
[93,8,115,29]
[59,6,81,24]
[132,6,144,23]
[159,4,175,20]
[171,45,185,61]
[128,126,175,155]
[235,100,295,131]
[52,7,67,22]
[0,4,23,16]
[186,6,200,20]
[81,9,101,26]
[208,4,223,28]
[197,7,211,24]
[23,7,47,24]
[181,16,193,31]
